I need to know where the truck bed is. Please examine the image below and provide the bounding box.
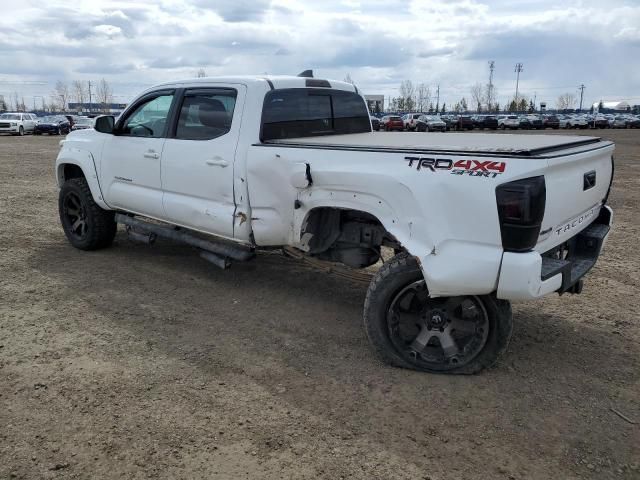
[265,132,608,158]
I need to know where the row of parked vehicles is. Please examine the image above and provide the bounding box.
[0,112,95,136]
[371,112,640,132]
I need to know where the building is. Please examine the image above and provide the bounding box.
[364,95,384,114]
[68,102,128,114]
[592,100,631,113]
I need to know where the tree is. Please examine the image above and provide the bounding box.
[196,68,207,78]
[485,83,496,113]
[96,78,113,113]
[415,83,431,112]
[556,93,577,111]
[399,80,415,112]
[528,100,535,113]
[440,102,446,113]
[460,97,468,112]
[470,82,484,113]
[343,73,354,85]
[597,100,604,112]
[0,95,6,111]
[508,99,518,112]
[518,98,528,112]
[428,102,434,113]
[53,81,70,112]
[72,80,88,107]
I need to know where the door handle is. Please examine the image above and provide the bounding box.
[144,150,160,159]
[206,158,229,167]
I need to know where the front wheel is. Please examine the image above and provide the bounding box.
[18,126,24,136]
[59,178,117,250]
[364,253,513,374]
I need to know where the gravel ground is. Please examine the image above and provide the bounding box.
[0,129,638,479]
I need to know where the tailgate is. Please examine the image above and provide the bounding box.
[536,144,614,253]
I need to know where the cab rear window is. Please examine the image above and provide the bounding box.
[261,88,370,141]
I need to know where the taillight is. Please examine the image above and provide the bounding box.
[496,176,546,252]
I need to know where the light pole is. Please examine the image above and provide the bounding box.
[514,63,523,109]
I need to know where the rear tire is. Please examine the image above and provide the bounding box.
[59,178,117,250]
[364,253,513,374]
[18,126,24,136]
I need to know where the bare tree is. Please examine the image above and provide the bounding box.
[460,97,468,112]
[399,80,415,111]
[415,83,431,112]
[96,78,113,113]
[343,73,354,85]
[470,83,484,113]
[53,81,70,112]
[196,68,207,78]
[556,92,577,111]
[72,80,88,106]
[0,95,6,111]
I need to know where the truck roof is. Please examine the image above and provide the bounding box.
[148,75,358,93]
[265,132,611,158]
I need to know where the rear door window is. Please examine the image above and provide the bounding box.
[261,88,370,141]
[175,89,237,140]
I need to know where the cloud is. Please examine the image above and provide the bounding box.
[0,0,638,109]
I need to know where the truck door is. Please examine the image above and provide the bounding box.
[161,86,245,240]
[100,90,175,219]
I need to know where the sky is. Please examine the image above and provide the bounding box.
[1,0,639,110]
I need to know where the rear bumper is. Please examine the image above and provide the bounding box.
[497,206,612,300]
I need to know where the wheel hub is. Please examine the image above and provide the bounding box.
[425,308,448,329]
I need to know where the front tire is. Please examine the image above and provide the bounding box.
[364,253,513,374]
[59,178,117,250]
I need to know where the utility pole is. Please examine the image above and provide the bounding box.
[488,60,495,110]
[578,84,585,112]
[514,63,523,106]
[435,84,440,113]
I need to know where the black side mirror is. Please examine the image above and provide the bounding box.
[94,115,115,134]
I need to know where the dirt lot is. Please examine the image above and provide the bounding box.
[0,129,638,479]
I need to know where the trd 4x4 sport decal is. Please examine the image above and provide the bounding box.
[405,156,506,178]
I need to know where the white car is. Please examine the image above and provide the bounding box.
[611,116,628,128]
[71,117,95,131]
[498,115,520,129]
[54,73,614,375]
[403,113,422,131]
[564,115,588,129]
[0,112,37,135]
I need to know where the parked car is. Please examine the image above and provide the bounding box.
[403,113,422,131]
[626,116,640,128]
[525,114,544,130]
[54,73,614,375]
[34,116,71,135]
[518,116,532,130]
[453,115,474,131]
[498,115,520,130]
[370,116,380,131]
[71,117,95,131]
[415,115,446,132]
[542,115,560,129]
[380,115,404,131]
[564,115,588,129]
[591,115,610,129]
[611,116,628,129]
[440,115,456,131]
[472,115,498,130]
[0,112,37,135]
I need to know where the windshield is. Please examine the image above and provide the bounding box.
[39,116,58,123]
[0,114,21,120]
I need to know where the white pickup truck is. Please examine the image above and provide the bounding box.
[55,73,614,374]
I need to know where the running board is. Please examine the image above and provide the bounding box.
[115,214,254,269]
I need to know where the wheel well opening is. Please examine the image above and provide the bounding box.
[300,207,403,268]
[62,164,85,182]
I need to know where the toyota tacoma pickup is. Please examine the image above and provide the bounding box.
[55,73,614,374]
